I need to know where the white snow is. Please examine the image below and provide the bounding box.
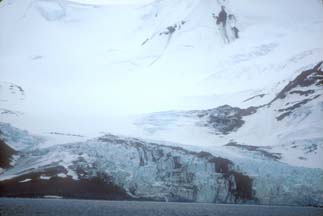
[19,178,32,183]
[0,0,322,141]
[44,195,63,199]
[40,175,51,180]
[57,173,67,178]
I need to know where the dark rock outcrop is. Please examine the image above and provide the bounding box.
[243,94,266,103]
[197,105,257,134]
[270,61,323,103]
[0,166,129,200]
[225,142,282,160]
[0,138,16,169]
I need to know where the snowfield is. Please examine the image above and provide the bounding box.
[0,0,323,206]
[0,0,322,134]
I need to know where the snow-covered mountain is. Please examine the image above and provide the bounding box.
[0,0,323,207]
[1,0,322,133]
[135,62,323,169]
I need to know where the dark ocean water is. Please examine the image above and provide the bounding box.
[0,198,322,216]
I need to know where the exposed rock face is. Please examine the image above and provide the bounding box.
[276,95,320,121]
[136,105,257,136]
[243,94,266,103]
[0,82,25,117]
[0,82,24,98]
[225,142,282,161]
[268,61,323,121]
[271,61,323,102]
[199,61,323,131]
[0,109,23,116]
[0,166,129,200]
[197,105,257,134]
[0,138,16,169]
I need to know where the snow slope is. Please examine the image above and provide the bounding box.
[135,62,323,169]
[0,0,322,138]
[0,82,25,117]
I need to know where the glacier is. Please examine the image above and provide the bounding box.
[0,125,323,205]
[0,0,323,207]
